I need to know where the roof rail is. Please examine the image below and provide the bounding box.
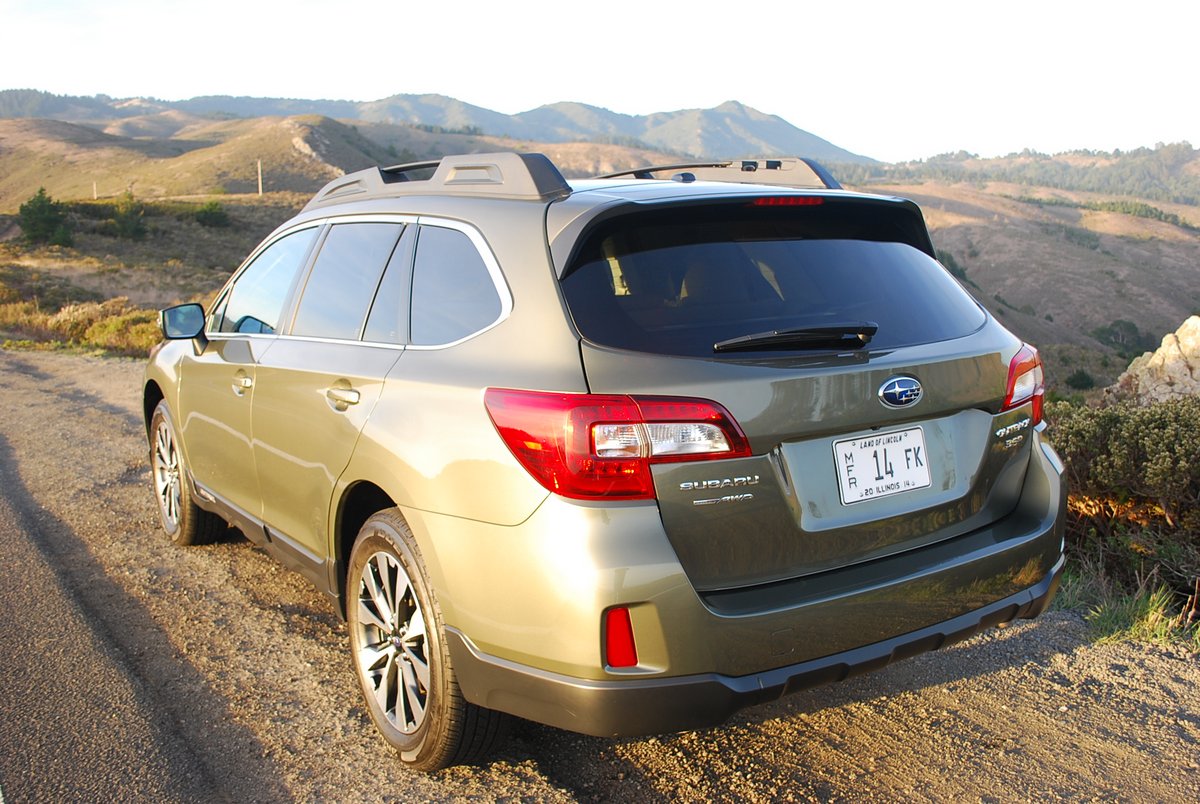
[302,152,572,211]
[596,157,843,190]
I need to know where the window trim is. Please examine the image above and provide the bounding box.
[202,213,512,349]
[205,222,324,340]
[284,218,408,343]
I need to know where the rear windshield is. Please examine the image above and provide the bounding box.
[560,201,986,357]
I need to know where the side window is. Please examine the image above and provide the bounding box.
[410,226,503,346]
[291,222,404,340]
[220,228,318,334]
[363,226,416,345]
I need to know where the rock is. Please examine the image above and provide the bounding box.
[1108,316,1200,404]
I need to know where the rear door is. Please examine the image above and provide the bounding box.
[560,198,1035,591]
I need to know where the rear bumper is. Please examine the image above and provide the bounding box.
[448,554,1063,737]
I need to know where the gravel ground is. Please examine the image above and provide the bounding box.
[0,348,1197,802]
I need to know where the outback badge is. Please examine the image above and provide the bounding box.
[879,376,923,409]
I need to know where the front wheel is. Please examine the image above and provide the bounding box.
[150,401,224,546]
[346,509,507,771]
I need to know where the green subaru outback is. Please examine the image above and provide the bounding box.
[144,153,1065,771]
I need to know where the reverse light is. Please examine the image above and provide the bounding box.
[603,607,638,668]
[483,389,751,500]
[1002,343,1045,425]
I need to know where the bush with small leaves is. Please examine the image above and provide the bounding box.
[1046,398,1200,595]
[18,187,73,246]
[1065,369,1095,390]
[99,191,147,240]
[194,200,230,228]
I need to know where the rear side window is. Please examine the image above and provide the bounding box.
[219,227,318,334]
[291,222,404,340]
[410,226,502,346]
[560,202,985,357]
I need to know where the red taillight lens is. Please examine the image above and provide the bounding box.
[1002,343,1044,425]
[603,607,638,668]
[750,196,825,206]
[483,389,751,500]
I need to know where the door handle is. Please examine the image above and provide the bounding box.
[326,387,361,411]
[232,373,253,396]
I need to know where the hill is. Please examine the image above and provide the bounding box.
[0,115,393,203]
[0,89,873,163]
[0,113,688,211]
[835,143,1200,206]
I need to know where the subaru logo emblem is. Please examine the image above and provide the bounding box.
[879,377,923,408]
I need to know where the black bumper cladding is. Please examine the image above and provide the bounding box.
[448,556,1064,738]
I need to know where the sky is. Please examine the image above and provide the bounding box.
[2,0,1196,163]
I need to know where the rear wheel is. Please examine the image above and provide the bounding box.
[150,401,224,546]
[346,509,507,771]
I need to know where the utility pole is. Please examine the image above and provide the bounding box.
[92,181,97,200]
[257,159,263,196]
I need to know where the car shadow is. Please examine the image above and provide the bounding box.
[0,434,295,802]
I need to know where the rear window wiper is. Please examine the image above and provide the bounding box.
[713,322,878,353]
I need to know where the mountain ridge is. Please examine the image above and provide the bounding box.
[0,89,873,164]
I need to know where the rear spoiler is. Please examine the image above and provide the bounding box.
[596,157,842,190]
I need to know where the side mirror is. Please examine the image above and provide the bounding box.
[160,304,208,353]
[161,303,205,339]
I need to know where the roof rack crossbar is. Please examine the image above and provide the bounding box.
[596,157,842,190]
[598,161,736,180]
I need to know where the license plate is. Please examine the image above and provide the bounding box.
[833,427,931,505]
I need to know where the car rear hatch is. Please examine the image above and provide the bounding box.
[557,194,1043,592]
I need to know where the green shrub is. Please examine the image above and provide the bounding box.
[1065,369,1096,390]
[83,308,160,354]
[1047,398,1200,591]
[18,187,73,246]
[194,200,230,228]
[1047,398,1200,644]
[98,191,147,240]
[0,295,160,356]
[1091,318,1155,356]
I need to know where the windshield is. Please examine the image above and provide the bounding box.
[560,202,986,357]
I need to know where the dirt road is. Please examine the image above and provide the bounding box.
[0,348,1197,802]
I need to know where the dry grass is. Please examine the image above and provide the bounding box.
[0,195,300,356]
[0,296,159,356]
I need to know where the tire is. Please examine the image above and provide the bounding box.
[346,509,507,771]
[149,400,224,546]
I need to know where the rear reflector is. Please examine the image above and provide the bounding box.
[603,607,638,668]
[484,389,750,500]
[1002,343,1045,425]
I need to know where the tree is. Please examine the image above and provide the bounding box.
[17,187,73,246]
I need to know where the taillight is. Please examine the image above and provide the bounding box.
[1002,343,1044,425]
[603,607,638,668]
[483,388,751,500]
